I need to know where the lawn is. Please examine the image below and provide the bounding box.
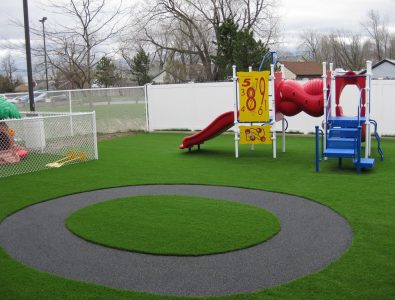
[66,195,280,256]
[0,133,394,299]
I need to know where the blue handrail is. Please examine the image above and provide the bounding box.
[315,126,320,172]
[357,89,364,124]
[258,51,277,71]
[325,91,331,127]
[325,91,331,149]
[370,119,384,161]
[315,126,325,172]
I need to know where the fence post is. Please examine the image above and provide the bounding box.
[144,84,150,132]
[68,90,74,136]
[92,111,98,160]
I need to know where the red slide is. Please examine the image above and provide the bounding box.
[179,111,235,150]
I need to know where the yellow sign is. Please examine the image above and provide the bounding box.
[238,71,270,122]
[239,125,272,145]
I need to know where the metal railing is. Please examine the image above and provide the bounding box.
[0,111,98,178]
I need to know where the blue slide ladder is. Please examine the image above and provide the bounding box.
[315,89,381,174]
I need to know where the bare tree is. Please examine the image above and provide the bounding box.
[137,0,279,80]
[46,36,90,89]
[299,30,369,70]
[390,36,395,59]
[34,0,130,88]
[362,9,391,61]
[299,30,322,62]
[330,31,366,70]
[1,53,17,82]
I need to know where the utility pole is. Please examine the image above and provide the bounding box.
[39,17,49,91]
[23,0,35,112]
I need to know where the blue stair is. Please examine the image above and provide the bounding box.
[329,128,359,138]
[327,137,356,149]
[353,158,375,169]
[329,116,366,127]
[316,116,376,173]
[324,147,355,158]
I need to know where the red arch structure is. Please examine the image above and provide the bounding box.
[335,71,366,117]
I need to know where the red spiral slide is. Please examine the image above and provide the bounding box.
[180,76,326,150]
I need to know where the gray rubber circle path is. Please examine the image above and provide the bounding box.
[0,185,352,297]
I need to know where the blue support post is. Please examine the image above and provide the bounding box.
[315,126,320,172]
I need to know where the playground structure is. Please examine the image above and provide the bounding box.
[315,61,383,173]
[180,59,383,173]
[179,65,325,155]
[180,63,327,156]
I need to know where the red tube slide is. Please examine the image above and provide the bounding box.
[275,78,324,117]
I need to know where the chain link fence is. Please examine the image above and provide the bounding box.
[0,112,97,178]
[2,86,147,134]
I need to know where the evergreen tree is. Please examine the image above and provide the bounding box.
[213,18,238,80]
[233,29,267,72]
[130,48,151,85]
[95,57,119,88]
[213,18,268,80]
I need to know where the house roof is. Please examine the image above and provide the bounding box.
[373,58,395,68]
[279,61,322,76]
[360,58,395,74]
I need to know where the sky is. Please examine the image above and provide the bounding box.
[279,0,395,50]
[0,0,394,75]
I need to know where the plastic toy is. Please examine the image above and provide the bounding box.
[0,96,28,164]
[46,150,87,168]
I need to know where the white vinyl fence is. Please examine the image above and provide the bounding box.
[146,82,234,131]
[146,80,395,136]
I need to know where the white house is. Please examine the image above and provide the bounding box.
[278,61,323,80]
[361,59,395,79]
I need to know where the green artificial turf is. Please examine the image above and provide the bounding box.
[1,133,395,299]
[66,195,280,256]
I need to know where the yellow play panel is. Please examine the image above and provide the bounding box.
[237,71,270,123]
[239,125,272,145]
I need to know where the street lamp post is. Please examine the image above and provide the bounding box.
[39,17,49,91]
